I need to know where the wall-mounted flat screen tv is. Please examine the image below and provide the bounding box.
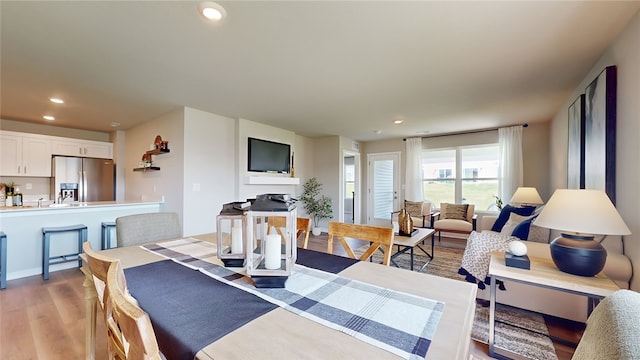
[248,137,291,173]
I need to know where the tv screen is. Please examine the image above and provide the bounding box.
[248,137,291,173]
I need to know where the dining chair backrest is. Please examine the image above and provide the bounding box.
[82,241,119,314]
[327,221,394,266]
[116,212,181,247]
[106,261,162,360]
[266,216,312,249]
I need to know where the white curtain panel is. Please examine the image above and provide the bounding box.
[405,137,424,202]
[498,126,523,202]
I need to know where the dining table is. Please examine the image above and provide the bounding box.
[89,233,477,360]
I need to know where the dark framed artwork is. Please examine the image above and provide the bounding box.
[567,94,585,189]
[584,65,617,204]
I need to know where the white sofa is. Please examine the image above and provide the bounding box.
[473,215,632,322]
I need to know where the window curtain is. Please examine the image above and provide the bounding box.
[498,126,523,202]
[405,138,424,202]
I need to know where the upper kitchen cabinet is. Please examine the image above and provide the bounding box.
[52,138,113,159]
[0,131,52,176]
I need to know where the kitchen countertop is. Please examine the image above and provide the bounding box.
[0,200,163,213]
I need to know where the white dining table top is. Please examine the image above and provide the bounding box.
[100,233,477,360]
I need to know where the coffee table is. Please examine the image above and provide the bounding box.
[487,251,619,358]
[391,228,435,272]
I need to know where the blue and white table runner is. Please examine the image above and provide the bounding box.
[138,238,445,359]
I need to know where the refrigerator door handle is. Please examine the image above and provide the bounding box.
[82,171,88,202]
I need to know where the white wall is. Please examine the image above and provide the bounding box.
[182,107,236,236]
[549,10,640,290]
[125,108,185,227]
[312,136,341,230]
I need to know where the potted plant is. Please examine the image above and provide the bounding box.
[299,177,333,236]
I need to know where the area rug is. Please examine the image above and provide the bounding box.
[355,242,558,359]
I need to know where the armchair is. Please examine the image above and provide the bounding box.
[391,200,433,228]
[432,203,476,242]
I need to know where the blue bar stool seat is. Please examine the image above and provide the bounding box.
[101,221,116,250]
[42,224,87,280]
[0,231,6,289]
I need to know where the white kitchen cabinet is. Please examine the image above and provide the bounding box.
[0,132,52,176]
[52,139,112,159]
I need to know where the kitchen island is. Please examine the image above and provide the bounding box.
[0,201,163,280]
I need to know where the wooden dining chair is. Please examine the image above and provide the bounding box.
[267,216,312,249]
[106,261,163,360]
[82,241,120,360]
[327,221,394,266]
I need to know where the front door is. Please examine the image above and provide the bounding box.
[367,152,400,226]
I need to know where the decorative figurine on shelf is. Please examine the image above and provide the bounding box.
[141,153,152,167]
[154,135,163,150]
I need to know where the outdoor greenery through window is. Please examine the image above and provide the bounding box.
[422,144,499,210]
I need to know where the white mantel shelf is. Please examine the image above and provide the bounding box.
[246,176,300,185]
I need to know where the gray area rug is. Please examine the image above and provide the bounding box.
[355,240,558,359]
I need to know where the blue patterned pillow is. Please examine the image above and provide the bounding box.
[491,204,535,232]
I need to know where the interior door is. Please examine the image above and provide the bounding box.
[367,152,400,226]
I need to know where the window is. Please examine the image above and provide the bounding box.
[422,144,499,210]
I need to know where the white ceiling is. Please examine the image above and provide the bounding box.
[2,1,639,141]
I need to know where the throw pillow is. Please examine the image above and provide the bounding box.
[500,213,533,236]
[443,203,469,220]
[512,215,538,240]
[527,223,550,243]
[404,200,423,217]
[491,204,536,232]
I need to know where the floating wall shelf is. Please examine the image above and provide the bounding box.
[134,166,160,172]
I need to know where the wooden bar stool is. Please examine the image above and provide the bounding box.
[0,231,7,289]
[42,224,87,280]
[101,221,116,250]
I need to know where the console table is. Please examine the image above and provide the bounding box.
[487,251,619,358]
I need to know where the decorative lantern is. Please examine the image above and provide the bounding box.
[245,208,297,288]
[216,214,247,267]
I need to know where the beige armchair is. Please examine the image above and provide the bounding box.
[391,200,433,228]
[432,203,476,242]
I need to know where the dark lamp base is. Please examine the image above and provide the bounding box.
[549,234,607,277]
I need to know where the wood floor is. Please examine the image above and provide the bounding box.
[0,234,583,359]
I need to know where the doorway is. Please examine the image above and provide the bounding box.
[367,152,401,227]
[342,150,360,224]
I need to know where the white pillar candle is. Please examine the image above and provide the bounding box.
[264,234,281,270]
[231,226,243,254]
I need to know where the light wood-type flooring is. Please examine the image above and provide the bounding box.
[0,234,583,359]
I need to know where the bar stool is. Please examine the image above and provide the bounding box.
[42,224,87,280]
[101,221,116,250]
[0,231,7,289]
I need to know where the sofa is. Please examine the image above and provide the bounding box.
[471,213,632,322]
[572,289,640,359]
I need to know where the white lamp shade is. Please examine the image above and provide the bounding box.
[510,187,543,205]
[533,189,630,235]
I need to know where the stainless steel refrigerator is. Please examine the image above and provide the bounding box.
[51,156,115,202]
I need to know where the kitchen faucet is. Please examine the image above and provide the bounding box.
[58,191,73,204]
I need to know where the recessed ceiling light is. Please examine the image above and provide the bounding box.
[393,119,404,125]
[43,115,55,121]
[199,2,226,21]
[111,122,120,127]
[49,97,64,104]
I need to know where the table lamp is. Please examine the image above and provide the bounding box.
[510,187,544,207]
[533,189,630,277]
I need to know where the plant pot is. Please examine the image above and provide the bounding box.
[312,227,322,236]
